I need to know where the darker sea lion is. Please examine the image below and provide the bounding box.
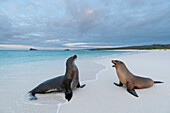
[29,55,85,101]
[111,60,163,97]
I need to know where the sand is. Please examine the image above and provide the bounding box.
[59,50,170,113]
[0,57,104,113]
[1,50,169,113]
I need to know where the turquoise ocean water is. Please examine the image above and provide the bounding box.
[0,50,135,67]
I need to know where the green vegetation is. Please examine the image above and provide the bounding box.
[84,44,170,51]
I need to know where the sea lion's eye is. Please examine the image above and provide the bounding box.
[115,60,118,62]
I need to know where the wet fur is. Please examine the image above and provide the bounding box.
[29,55,85,101]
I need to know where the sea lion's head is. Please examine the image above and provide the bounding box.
[111,60,123,68]
[66,55,77,65]
[73,55,77,59]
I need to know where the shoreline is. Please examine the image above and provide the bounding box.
[0,52,107,113]
[1,50,169,113]
[59,50,170,113]
[56,58,108,113]
[56,50,146,113]
[56,51,138,113]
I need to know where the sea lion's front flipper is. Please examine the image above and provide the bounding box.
[77,82,86,88]
[65,91,73,101]
[114,81,123,87]
[64,79,73,101]
[127,88,138,97]
[126,81,138,97]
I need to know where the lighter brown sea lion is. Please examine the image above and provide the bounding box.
[111,60,163,97]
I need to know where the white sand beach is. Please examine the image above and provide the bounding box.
[0,50,170,113]
[0,56,105,113]
[59,50,170,113]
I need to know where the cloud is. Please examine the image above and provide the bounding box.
[77,45,120,48]
[0,12,13,40]
[27,33,44,37]
[64,0,100,32]
[45,39,61,43]
[0,44,34,49]
[0,44,69,50]
[63,43,87,47]
[86,9,93,15]
[63,42,120,48]
[0,0,170,50]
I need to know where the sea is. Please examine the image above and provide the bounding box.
[0,50,135,67]
[0,50,136,113]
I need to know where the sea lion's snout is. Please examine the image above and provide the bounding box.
[111,60,116,67]
[112,60,117,64]
[73,55,77,59]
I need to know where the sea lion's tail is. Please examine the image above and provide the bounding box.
[154,81,164,83]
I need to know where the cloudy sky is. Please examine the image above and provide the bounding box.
[0,0,170,50]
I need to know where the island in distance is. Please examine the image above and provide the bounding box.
[29,48,37,50]
[64,49,70,51]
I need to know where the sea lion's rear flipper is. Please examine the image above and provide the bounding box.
[77,82,86,88]
[28,92,37,100]
[127,88,139,97]
[64,79,73,101]
[154,81,164,84]
[114,81,123,87]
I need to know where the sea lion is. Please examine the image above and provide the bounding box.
[29,55,86,101]
[111,60,163,97]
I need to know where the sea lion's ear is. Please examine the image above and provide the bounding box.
[112,65,115,67]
